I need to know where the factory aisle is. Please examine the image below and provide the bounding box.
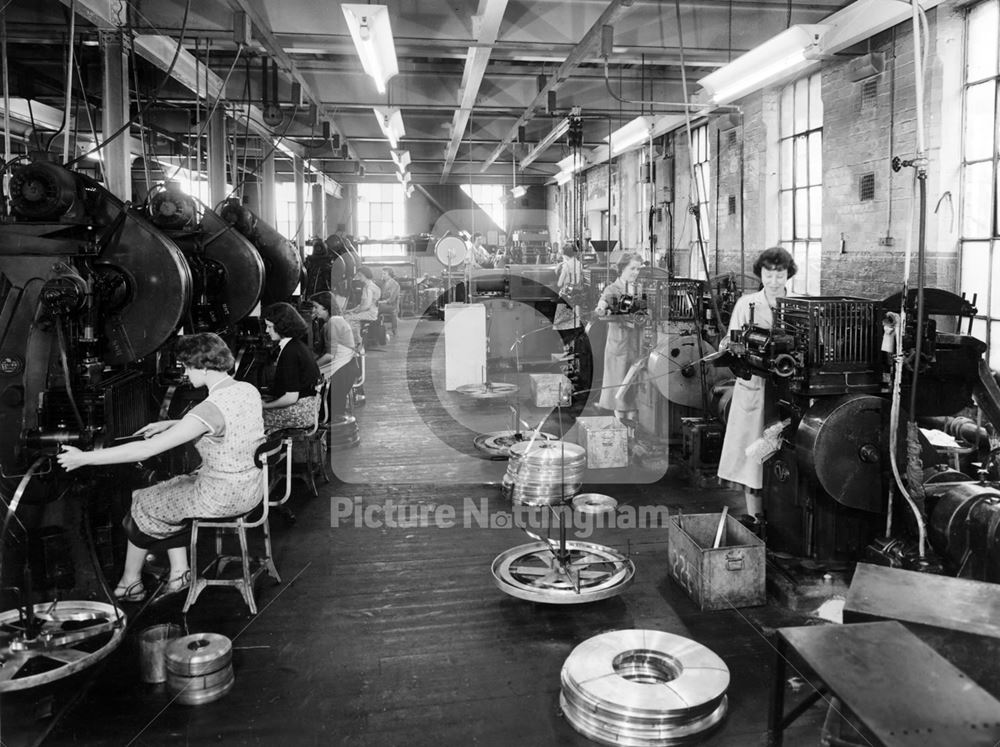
[4,316,829,746]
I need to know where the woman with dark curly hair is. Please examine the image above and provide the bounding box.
[57,333,265,602]
[262,302,322,432]
[717,246,797,521]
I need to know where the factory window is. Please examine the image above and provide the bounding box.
[690,124,711,278]
[778,73,823,295]
[356,182,405,249]
[461,184,506,235]
[961,0,1000,369]
[275,182,311,246]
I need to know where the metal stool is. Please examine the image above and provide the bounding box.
[182,437,292,615]
[278,383,326,498]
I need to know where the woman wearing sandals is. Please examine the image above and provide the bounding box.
[57,333,265,602]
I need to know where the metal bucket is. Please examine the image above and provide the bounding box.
[138,623,183,684]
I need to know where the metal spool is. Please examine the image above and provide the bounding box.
[434,235,470,268]
[560,629,730,746]
[0,601,126,691]
[491,540,635,603]
[164,633,232,676]
[572,493,618,514]
[503,440,586,506]
[647,335,724,408]
[455,382,520,399]
[165,633,235,706]
[473,430,559,458]
[796,393,934,513]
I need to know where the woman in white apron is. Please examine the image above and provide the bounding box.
[717,246,797,521]
[595,253,644,420]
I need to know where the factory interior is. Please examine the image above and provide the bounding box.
[3,0,1000,744]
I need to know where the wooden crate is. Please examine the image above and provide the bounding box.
[667,512,765,610]
[575,416,628,469]
[529,373,571,407]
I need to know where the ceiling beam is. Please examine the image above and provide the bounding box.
[224,0,359,164]
[481,0,637,171]
[60,0,345,194]
[441,0,506,181]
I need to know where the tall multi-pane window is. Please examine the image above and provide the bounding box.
[690,124,711,278]
[356,182,405,254]
[961,0,1000,368]
[778,73,823,295]
[461,184,506,236]
[275,182,310,245]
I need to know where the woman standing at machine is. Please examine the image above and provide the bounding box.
[717,246,797,522]
[595,252,644,420]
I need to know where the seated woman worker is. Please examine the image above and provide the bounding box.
[261,301,322,433]
[57,333,265,602]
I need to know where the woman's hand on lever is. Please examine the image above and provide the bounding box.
[57,445,89,472]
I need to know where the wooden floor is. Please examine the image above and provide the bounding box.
[2,317,832,746]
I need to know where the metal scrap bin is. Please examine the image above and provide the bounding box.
[667,512,765,610]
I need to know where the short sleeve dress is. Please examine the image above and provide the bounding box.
[129,381,266,540]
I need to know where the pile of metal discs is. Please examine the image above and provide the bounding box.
[164,633,234,705]
[328,414,360,450]
[560,629,729,745]
[501,439,586,506]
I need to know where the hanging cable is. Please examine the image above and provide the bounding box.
[64,0,193,168]
[672,0,724,329]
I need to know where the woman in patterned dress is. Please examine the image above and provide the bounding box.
[261,302,322,433]
[57,333,265,602]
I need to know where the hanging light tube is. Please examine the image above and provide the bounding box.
[699,25,826,105]
[342,4,399,95]
[374,107,406,149]
[605,115,652,156]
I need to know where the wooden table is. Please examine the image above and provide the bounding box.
[768,620,1000,746]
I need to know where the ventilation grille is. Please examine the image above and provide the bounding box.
[859,79,878,110]
[727,130,738,148]
[728,195,737,215]
[859,173,875,202]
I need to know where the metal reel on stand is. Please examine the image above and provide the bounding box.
[491,540,635,604]
[0,600,126,691]
[473,429,559,458]
[491,439,634,603]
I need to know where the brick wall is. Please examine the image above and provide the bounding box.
[563,0,966,302]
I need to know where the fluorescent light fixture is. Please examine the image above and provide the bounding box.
[342,4,398,95]
[807,0,945,59]
[373,107,405,148]
[390,149,411,170]
[511,185,527,199]
[557,153,586,174]
[605,116,652,156]
[520,117,571,170]
[554,170,574,186]
[699,25,826,105]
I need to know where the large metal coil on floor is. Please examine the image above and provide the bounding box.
[501,439,586,506]
[560,629,729,746]
[328,415,361,450]
[164,633,234,705]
